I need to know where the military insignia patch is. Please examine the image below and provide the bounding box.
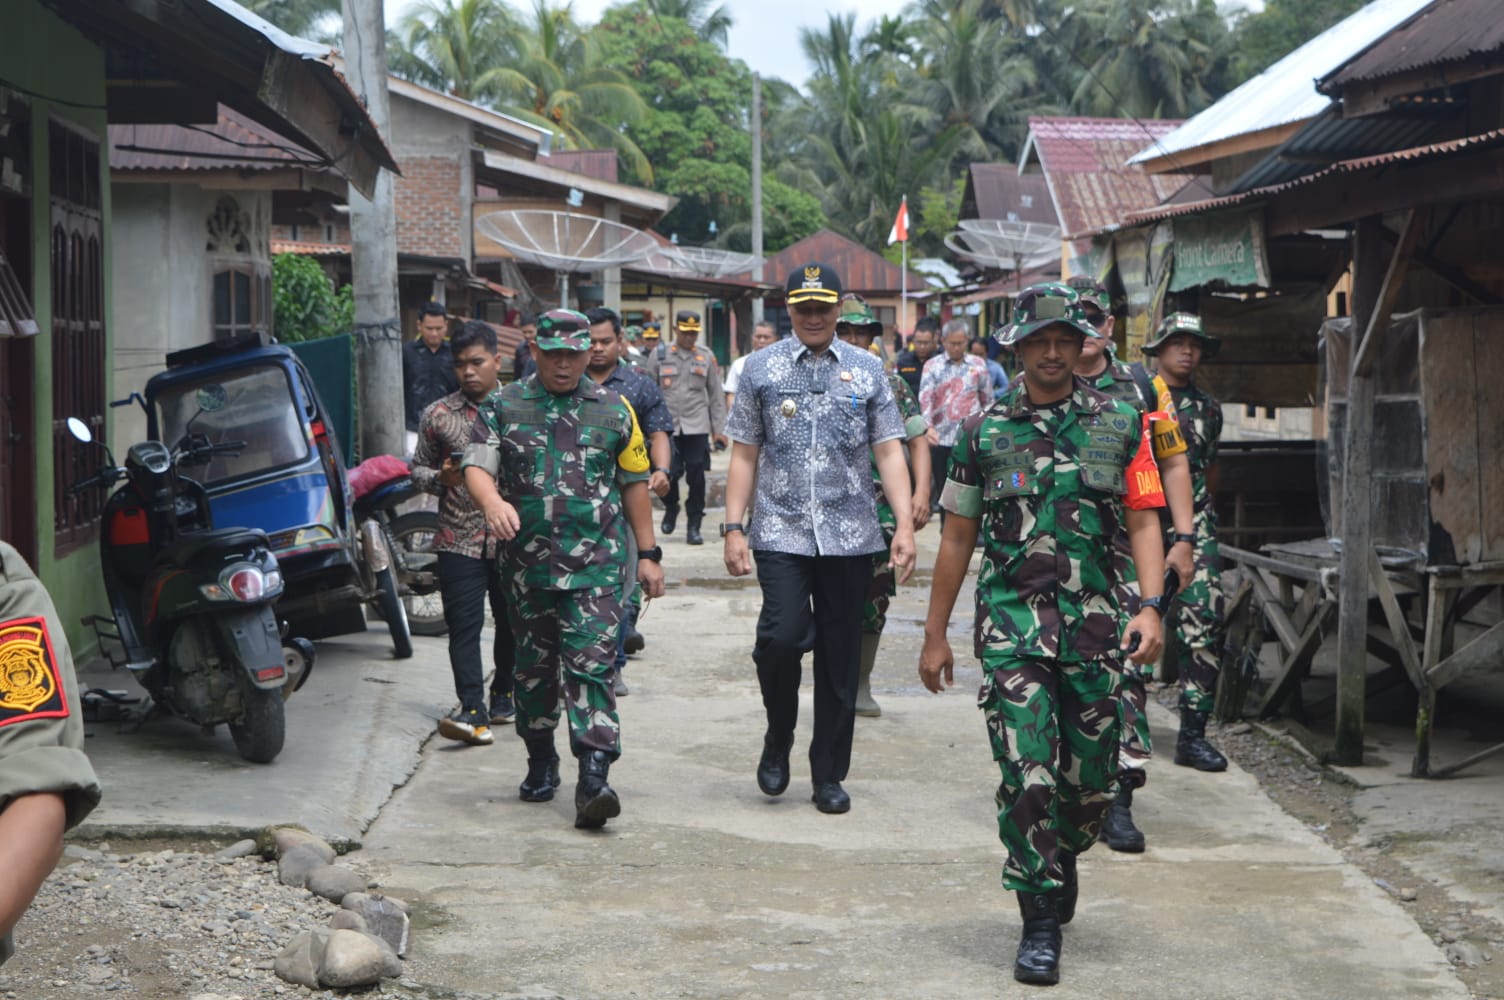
[804,265,821,282]
[1010,471,1028,490]
[0,616,68,728]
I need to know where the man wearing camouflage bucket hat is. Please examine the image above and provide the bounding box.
[464,308,665,831]
[1141,311,1229,775]
[835,294,931,718]
[919,281,1168,986]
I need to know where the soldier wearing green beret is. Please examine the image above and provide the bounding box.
[464,309,665,831]
[919,282,1167,986]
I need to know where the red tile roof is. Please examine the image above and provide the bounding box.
[110,106,319,173]
[963,164,1056,224]
[757,229,928,296]
[270,240,351,256]
[1024,117,1193,238]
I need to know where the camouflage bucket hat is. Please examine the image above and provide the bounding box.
[1065,274,1112,312]
[1141,311,1220,358]
[836,293,882,333]
[994,282,1102,348]
[534,308,592,352]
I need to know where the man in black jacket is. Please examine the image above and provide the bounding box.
[403,301,458,452]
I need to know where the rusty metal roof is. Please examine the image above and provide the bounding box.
[270,240,351,256]
[111,106,320,173]
[962,164,1055,224]
[759,229,928,296]
[1020,117,1194,237]
[1321,0,1504,91]
[543,150,620,183]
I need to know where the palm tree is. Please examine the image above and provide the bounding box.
[388,0,518,100]
[482,2,654,181]
[910,0,1037,163]
[642,0,734,48]
[1067,0,1219,118]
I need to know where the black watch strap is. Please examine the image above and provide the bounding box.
[1140,594,1169,618]
[720,522,745,537]
[638,545,663,562]
[1173,532,1196,545]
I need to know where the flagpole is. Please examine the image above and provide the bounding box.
[900,194,908,338]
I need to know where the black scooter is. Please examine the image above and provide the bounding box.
[68,398,313,763]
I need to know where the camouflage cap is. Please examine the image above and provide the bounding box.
[534,308,592,352]
[1066,274,1111,312]
[1142,311,1220,358]
[625,324,643,339]
[836,293,881,333]
[994,282,1102,348]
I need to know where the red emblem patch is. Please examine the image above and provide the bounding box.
[0,616,69,728]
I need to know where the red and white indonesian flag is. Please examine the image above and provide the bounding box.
[888,196,909,245]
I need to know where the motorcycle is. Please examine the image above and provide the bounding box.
[68,397,313,764]
[347,457,445,637]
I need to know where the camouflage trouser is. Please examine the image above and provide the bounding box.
[980,650,1122,893]
[507,583,623,759]
[1166,512,1225,713]
[1111,544,1153,770]
[860,527,896,635]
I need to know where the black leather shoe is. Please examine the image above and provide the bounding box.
[756,731,792,796]
[1100,788,1146,852]
[623,622,645,654]
[574,750,621,829]
[685,519,703,545]
[1014,891,1062,985]
[811,781,850,814]
[661,508,678,535]
[1174,708,1229,772]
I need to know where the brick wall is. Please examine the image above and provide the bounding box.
[395,156,465,259]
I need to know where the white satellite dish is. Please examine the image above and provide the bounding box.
[635,244,763,281]
[476,209,662,306]
[946,219,1061,279]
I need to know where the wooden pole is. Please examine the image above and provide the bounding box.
[749,73,764,325]
[1334,211,1418,763]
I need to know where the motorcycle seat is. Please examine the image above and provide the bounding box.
[164,527,271,568]
[352,476,419,520]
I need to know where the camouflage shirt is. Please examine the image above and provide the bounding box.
[873,373,928,533]
[726,336,904,557]
[1168,380,1222,522]
[465,375,649,591]
[941,378,1140,662]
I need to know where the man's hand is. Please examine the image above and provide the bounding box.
[1121,609,1164,666]
[638,558,665,599]
[1167,542,1194,593]
[438,457,464,489]
[925,427,940,445]
[480,495,521,540]
[713,433,729,450]
[918,633,955,693]
[724,531,752,577]
[648,469,670,497]
[911,489,932,530]
[889,528,917,585]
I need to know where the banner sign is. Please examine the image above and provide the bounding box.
[1171,211,1271,291]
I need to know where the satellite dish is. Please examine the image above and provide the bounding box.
[634,244,763,281]
[945,219,1061,283]
[476,209,662,306]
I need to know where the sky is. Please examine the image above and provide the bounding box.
[385,0,912,88]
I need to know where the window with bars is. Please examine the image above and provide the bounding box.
[49,118,105,556]
[212,263,271,338]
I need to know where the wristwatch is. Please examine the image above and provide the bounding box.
[719,522,745,537]
[1140,594,1169,617]
[1173,532,1196,545]
[638,546,663,562]
[651,466,670,476]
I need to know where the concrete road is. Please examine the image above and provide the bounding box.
[344,523,1467,999]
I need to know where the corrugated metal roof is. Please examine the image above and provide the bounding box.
[1120,125,1504,227]
[543,149,619,183]
[1229,105,1448,191]
[1022,117,1192,237]
[1128,0,1432,168]
[111,106,319,172]
[270,240,351,256]
[1323,0,1504,89]
[759,229,928,296]
[962,164,1055,224]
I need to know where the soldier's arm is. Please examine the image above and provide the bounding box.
[461,410,520,539]
[919,514,977,694]
[1161,452,1194,590]
[874,439,916,584]
[907,431,931,530]
[1123,507,1166,665]
[621,481,664,599]
[707,358,728,440]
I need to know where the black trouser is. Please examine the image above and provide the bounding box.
[437,551,514,713]
[929,443,952,506]
[665,432,711,519]
[752,550,871,784]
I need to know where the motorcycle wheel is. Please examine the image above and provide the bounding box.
[229,676,286,764]
[374,562,414,659]
[389,511,446,637]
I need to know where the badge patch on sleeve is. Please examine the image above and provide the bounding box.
[0,616,69,727]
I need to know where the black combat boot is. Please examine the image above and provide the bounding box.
[1174,708,1229,772]
[661,506,678,535]
[756,730,793,796]
[1056,851,1078,925]
[1013,890,1062,985]
[518,730,561,802]
[574,750,622,829]
[1100,788,1146,852]
[685,516,704,546]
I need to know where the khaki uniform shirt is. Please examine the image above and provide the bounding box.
[648,345,726,436]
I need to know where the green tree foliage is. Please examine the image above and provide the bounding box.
[1230,0,1368,78]
[272,254,354,344]
[240,0,339,41]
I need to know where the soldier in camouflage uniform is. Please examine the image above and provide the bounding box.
[919,283,1167,987]
[1142,311,1228,773]
[464,309,665,831]
[835,294,931,718]
[1066,277,1198,852]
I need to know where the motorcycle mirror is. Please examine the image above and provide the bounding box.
[196,384,228,413]
[66,417,94,444]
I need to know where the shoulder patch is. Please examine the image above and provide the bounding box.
[0,616,69,728]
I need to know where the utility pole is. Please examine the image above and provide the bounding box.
[750,72,764,325]
[343,0,403,461]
